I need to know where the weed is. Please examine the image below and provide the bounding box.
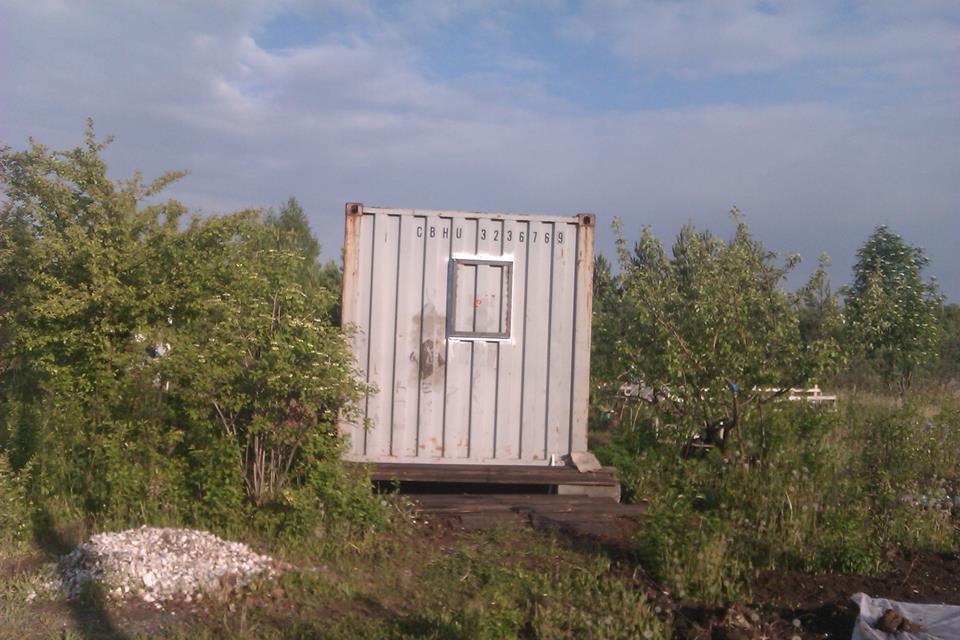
[598,396,960,602]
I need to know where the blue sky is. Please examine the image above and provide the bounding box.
[2,1,958,298]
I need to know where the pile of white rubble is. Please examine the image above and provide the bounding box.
[54,526,279,604]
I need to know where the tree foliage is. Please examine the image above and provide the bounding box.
[168,213,359,505]
[844,225,941,395]
[264,197,342,324]
[0,123,372,530]
[607,211,842,449]
[590,253,623,386]
[933,303,960,387]
[0,125,192,516]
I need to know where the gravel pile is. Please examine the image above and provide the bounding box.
[55,526,278,603]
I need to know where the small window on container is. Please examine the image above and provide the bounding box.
[449,258,513,340]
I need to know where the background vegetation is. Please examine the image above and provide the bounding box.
[590,211,959,605]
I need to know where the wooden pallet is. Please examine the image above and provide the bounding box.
[359,462,620,488]
[410,493,647,540]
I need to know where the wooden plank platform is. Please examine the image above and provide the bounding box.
[413,493,646,515]
[410,493,647,540]
[358,462,620,487]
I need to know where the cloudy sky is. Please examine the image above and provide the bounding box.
[2,1,958,299]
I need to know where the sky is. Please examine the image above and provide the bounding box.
[2,1,958,299]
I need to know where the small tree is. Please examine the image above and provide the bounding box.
[844,226,941,396]
[168,212,365,505]
[0,124,370,526]
[589,254,631,426]
[612,211,841,451]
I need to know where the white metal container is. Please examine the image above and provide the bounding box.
[339,203,595,465]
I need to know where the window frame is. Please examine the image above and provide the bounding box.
[448,257,514,341]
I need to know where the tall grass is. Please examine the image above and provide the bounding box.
[597,396,960,604]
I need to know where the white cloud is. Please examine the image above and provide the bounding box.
[561,1,817,75]
[1,1,957,296]
[558,0,960,98]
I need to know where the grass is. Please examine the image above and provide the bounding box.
[0,521,667,639]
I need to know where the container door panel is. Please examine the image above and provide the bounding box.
[546,222,576,459]
[391,214,427,457]
[444,218,478,458]
[494,220,528,460]
[469,219,505,459]
[364,213,400,458]
[417,215,452,458]
[520,221,552,462]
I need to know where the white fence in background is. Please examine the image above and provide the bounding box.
[764,386,838,405]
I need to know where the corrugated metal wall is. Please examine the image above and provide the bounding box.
[339,204,594,465]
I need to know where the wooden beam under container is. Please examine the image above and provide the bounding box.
[354,462,620,487]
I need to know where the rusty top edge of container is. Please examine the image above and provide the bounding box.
[354,203,595,225]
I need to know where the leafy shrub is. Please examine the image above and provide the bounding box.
[812,504,879,574]
[0,124,380,536]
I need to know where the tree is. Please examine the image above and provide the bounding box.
[796,254,846,375]
[589,254,631,426]
[265,196,342,324]
[0,123,192,513]
[591,254,624,386]
[166,213,363,505]
[316,259,343,325]
[265,197,320,280]
[844,226,941,396]
[611,211,842,451]
[0,124,370,525]
[933,304,960,387]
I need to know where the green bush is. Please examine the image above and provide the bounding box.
[0,124,381,537]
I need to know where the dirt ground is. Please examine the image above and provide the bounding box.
[626,547,960,639]
[739,549,960,640]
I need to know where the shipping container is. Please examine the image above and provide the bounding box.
[339,203,595,466]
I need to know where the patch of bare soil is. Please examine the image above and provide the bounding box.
[0,553,47,580]
[753,549,960,607]
[671,550,960,639]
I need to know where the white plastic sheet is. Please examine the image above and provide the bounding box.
[851,592,960,640]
